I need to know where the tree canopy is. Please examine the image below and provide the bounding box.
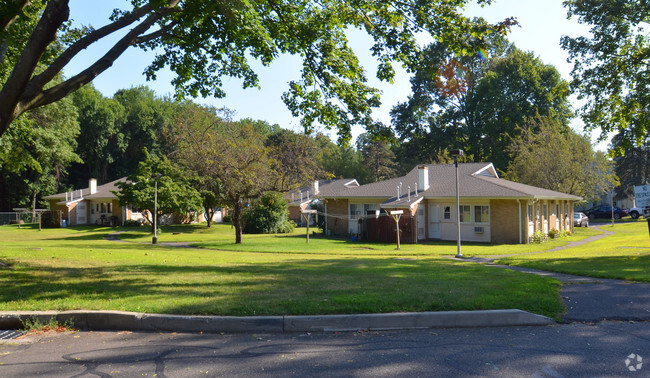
[505,116,618,203]
[0,0,513,143]
[392,39,571,169]
[561,0,650,152]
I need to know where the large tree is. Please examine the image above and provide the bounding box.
[0,0,511,142]
[561,0,650,152]
[356,127,397,182]
[114,150,202,228]
[392,40,572,170]
[506,116,618,203]
[175,119,274,244]
[0,80,80,212]
[612,131,650,200]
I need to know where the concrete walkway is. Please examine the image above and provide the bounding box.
[452,226,649,323]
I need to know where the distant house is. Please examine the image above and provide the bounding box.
[319,163,582,244]
[44,178,142,226]
[44,178,222,226]
[285,179,359,226]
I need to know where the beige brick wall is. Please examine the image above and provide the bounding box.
[490,199,523,244]
[325,199,348,236]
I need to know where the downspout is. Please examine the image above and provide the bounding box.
[516,198,522,244]
[325,201,328,236]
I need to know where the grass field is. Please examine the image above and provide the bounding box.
[0,221,646,319]
[0,224,564,318]
[496,221,650,282]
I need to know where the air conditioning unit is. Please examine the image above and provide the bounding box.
[474,226,484,234]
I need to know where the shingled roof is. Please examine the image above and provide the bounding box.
[44,177,128,201]
[322,163,582,206]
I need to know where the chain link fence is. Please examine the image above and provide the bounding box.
[0,212,38,225]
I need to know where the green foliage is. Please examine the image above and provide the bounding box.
[612,132,650,200]
[20,316,74,333]
[0,0,512,142]
[547,229,560,239]
[243,191,295,234]
[531,230,547,244]
[392,41,571,169]
[356,128,398,182]
[266,129,325,191]
[123,219,142,227]
[506,116,618,202]
[41,210,62,228]
[562,0,650,152]
[114,150,202,227]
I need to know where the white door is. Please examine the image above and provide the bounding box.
[417,207,426,240]
[76,202,87,225]
[428,204,441,239]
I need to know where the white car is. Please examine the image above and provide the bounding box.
[628,207,649,219]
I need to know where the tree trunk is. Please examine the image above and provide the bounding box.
[233,201,243,244]
[31,190,37,221]
[204,205,214,228]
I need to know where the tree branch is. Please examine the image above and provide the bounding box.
[23,0,181,111]
[0,0,32,32]
[27,2,155,95]
[0,0,69,135]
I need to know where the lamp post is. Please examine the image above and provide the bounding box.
[450,149,464,258]
[152,173,162,244]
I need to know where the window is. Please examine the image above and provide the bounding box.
[459,205,471,223]
[474,205,490,223]
[364,203,377,215]
[443,206,451,220]
[350,204,361,219]
[101,203,106,213]
[107,203,112,213]
[96,203,100,212]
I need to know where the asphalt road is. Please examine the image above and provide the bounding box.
[1,322,648,377]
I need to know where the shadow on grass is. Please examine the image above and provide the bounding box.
[0,257,564,318]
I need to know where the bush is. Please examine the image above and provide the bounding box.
[40,211,62,228]
[223,214,232,223]
[531,230,547,243]
[123,220,142,227]
[243,191,295,234]
[547,228,560,239]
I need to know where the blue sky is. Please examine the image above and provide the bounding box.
[65,0,596,146]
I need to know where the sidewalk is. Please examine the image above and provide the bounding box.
[452,226,649,323]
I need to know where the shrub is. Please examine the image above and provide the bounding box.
[532,230,547,243]
[123,220,142,227]
[223,214,232,223]
[548,228,560,239]
[40,210,62,228]
[243,191,295,234]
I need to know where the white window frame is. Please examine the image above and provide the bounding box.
[474,205,490,224]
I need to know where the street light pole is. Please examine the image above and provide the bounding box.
[152,173,162,244]
[450,149,464,258]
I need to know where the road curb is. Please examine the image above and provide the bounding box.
[0,309,554,333]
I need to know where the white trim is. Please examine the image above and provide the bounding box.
[472,163,499,178]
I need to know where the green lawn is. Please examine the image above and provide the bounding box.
[0,224,563,318]
[496,221,650,282]
[118,223,598,257]
[1,221,646,320]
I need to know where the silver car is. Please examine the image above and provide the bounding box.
[573,212,589,227]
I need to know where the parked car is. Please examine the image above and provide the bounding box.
[628,207,649,219]
[573,212,589,227]
[583,205,626,219]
